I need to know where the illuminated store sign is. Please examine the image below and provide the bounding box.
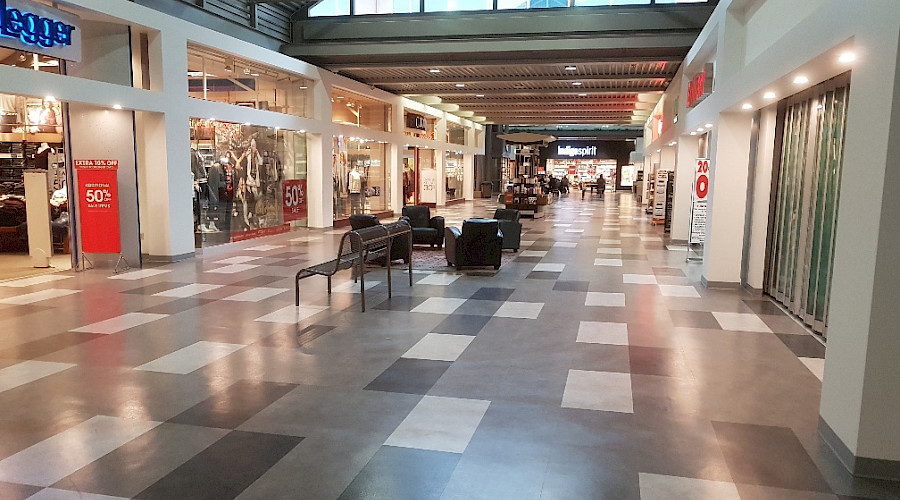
[0,0,80,61]
[687,63,714,108]
[558,145,597,157]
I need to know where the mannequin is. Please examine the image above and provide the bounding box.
[348,165,363,214]
[35,142,52,170]
[238,138,262,199]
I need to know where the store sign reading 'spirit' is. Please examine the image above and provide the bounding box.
[0,0,80,61]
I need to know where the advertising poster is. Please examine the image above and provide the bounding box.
[75,159,120,253]
[652,170,669,224]
[282,179,307,222]
[419,168,436,203]
[690,158,711,244]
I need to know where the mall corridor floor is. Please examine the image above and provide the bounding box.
[0,193,898,500]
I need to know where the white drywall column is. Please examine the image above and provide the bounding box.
[701,112,752,285]
[671,135,700,242]
[137,29,194,259]
[464,153,475,200]
[435,118,447,206]
[745,107,777,290]
[820,24,900,473]
[307,78,333,228]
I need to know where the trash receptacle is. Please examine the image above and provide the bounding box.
[480,181,493,198]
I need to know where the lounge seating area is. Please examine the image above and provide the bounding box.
[492,208,522,252]
[348,214,411,264]
[444,218,503,269]
[401,205,445,249]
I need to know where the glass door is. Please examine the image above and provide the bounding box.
[765,74,850,336]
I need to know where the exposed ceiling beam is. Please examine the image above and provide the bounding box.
[363,73,673,85]
[326,57,685,72]
[404,86,667,95]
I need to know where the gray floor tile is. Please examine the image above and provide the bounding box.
[365,359,453,395]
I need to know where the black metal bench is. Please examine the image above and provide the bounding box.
[295,220,412,312]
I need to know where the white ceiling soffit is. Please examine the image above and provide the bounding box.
[497,132,558,144]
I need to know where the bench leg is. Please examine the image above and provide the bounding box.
[327,275,332,294]
[295,277,300,306]
[358,255,366,312]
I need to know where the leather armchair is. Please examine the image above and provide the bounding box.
[401,205,445,248]
[492,208,522,252]
[348,214,410,264]
[444,218,503,269]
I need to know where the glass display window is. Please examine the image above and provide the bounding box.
[187,44,312,118]
[445,150,464,200]
[190,118,307,247]
[447,122,467,145]
[332,136,390,220]
[332,89,392,132]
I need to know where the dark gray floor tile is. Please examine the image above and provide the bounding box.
[169,380,297,429]
[338,446,460,500]
[268,252,307,259]
[527,271,561,280]
[0,331,104,359]
[136,430,303,500]
[668,310,722,329]
[628,346,686,377]
[373,295,429,312]
[743,299,785,315]
[52,423,228,498]
[141,298,216,315]
[257,324,337,348]
[432,314,492,335]
[776,334,826,358]
[265,258,309,267]
[653,267,686,277]
[712,421,832,492]
[230,275,290,287]
[761,314,814,335]
[0,481,41,500]
[516,257,543,264]
[455,299,504,317]
[470,287,516,301]
[364,359,452,395]
[553,280,590,292]
[121,282,189,295]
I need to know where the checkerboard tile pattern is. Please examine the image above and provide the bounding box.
[0,194,877,500]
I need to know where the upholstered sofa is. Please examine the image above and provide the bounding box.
[492,208,522,252]
[444,218,503,269]
[401,205,445,248]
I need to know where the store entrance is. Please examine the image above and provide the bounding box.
[0,93,71,281]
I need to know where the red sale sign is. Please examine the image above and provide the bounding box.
[75,160,121,253]
[695,158,710,201]
[282,179,307,222]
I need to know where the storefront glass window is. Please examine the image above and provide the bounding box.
[0,52,62,74]
[445,151,464,200]
[404,111,437,139]
[332,136,390,219]
[447,122,466,145]
[190,118,307,247]
[332,89,392,132]
[188,44,312,118]
[417,148,437,203]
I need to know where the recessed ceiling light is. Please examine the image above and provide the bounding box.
[45,95,55,102]
[578,93,587,97]
[764,91,776,99]
[476,94,484,97]
[250,72,259,77]
[300,130,306,133]
[572,81,583,86]
[565,65,577,71]
[696,128,704,132]
[793,75,809,84]
[112,104,122,110]
[429,69,441,73]
[839,51,856,63]
[455,83,465,88]
[299,85,308,89]
[336,96,345,99]
[742,103,753,110]
[705,123,713,128]
[224,65,233,73]
[690,131,697,136]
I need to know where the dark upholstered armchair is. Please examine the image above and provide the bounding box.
[492,208,522,252]
[444,218,503,269]
[401,205,445,248]
[348,214,410,264]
